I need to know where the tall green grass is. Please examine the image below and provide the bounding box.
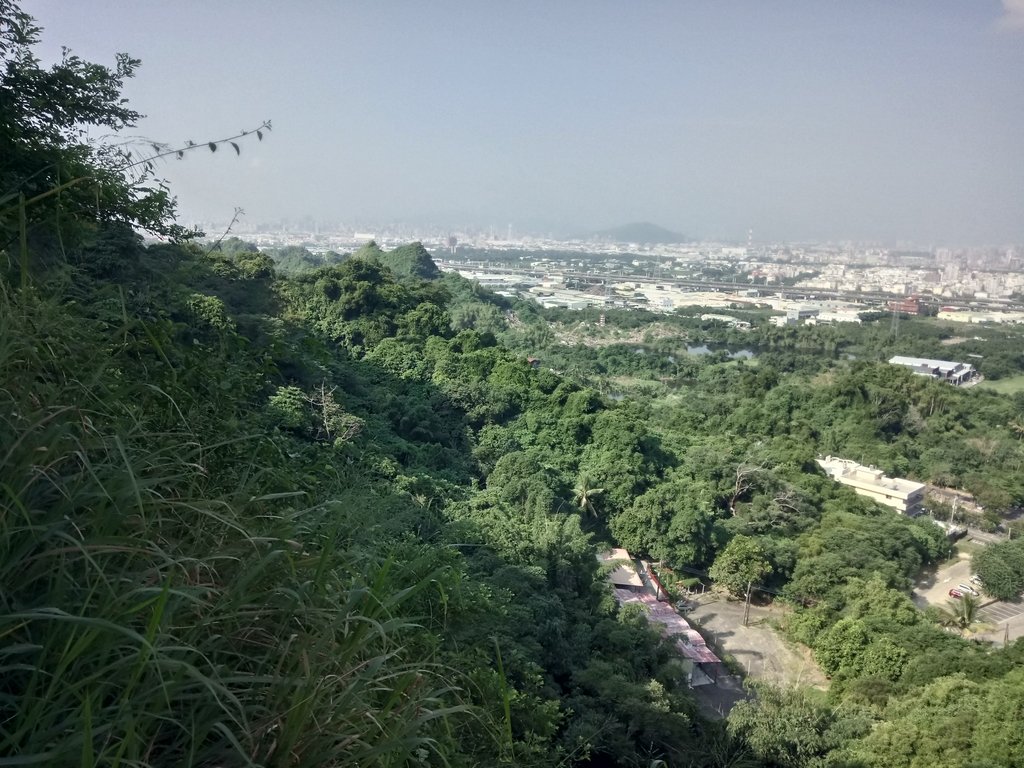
[0,285,476,766]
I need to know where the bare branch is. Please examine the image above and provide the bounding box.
[729,458,770,514]
[117,120,272,173]
[205,207,245,256]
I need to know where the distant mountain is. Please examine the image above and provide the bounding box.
[591,222,686,244]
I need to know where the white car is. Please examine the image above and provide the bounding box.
[957,583,979,596]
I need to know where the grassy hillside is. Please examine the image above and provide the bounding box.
[4,4,1024,766]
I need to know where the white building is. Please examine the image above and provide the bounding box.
[888,356,976,386]
[809,310,862,324]
[817,456,925,514]
[787,307,820,322]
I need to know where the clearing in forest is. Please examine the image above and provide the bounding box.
[686,594,828,690]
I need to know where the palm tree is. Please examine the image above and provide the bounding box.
[1009,417,1024,441]
[939,594,981,636]
[573,475,605,518]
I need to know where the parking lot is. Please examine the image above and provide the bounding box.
[979,599,1024,624]
[912,554,980,606]
[913,554,1024,643]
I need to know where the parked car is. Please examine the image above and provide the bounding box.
[948,589,963,599]
[970,575,984,585]
[957,583,979,596]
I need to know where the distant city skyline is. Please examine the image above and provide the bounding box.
[27,1,1024,246]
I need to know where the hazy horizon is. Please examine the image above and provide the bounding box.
[27,1,1024,246]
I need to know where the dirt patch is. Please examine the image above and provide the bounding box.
[685,594,828,690]
[552,321,685,348]
[925,485,984,516]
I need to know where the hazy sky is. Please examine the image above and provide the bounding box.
[26,1,1024,244]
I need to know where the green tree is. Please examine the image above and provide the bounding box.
[0,4,171,246]
[973,540,1024,601]
[846,671,1024,768]
[814,617,871,679]
[486,450,561,517]
[729,684,867,768]
[398,301,452,341]
[611,481,720,567]
[1,4,266,263]
[710,535,773,627]
[709,534,773,599]
[267,384,307,431]
[860,637,910,682]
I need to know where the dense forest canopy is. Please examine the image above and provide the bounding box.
[3,4,1024,766]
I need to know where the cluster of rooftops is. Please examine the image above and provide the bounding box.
[597,549,722,682]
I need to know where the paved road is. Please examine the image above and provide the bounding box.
[965,527,1009,546]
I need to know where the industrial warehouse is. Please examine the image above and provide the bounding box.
[888,355,977,385]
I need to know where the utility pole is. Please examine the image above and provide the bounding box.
[743,580,752,627]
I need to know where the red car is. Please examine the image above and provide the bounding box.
[948,589,963,599]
